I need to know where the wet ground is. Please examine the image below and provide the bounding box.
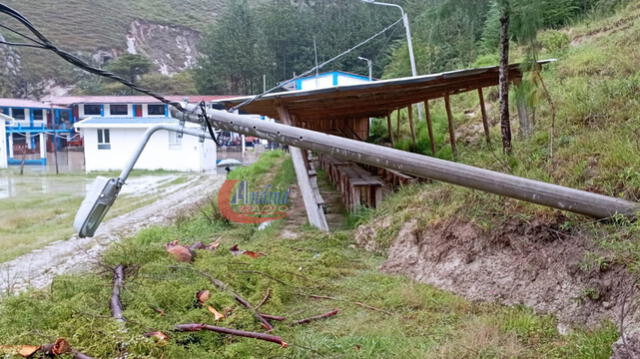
[0,147,263,293]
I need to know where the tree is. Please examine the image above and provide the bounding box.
[106,54,152,86]
[195,0,273,95]
[498,0,512,154]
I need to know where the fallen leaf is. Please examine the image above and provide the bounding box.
[0,345,41,357]
[230,244,264,258]
[207,306,226,321]
[153,307,166,316]
[196,290,210,305]
[144,331,170,342]
[243,250,264,258]
[165,241,193,262]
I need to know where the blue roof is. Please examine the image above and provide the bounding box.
[79,117,178,125]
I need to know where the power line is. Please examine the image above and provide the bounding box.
[230,17,404,111]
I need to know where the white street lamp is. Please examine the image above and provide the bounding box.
[357,56,373,81]
[360,0,423,119]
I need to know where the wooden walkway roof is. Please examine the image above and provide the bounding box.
[219,60,555,122]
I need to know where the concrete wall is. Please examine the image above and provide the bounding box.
[81,125,216,173]
[0,120,7,168]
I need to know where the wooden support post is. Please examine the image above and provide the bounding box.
[407,105,417,148]
[478,88,491,145]
[395,109,401,139]
[424,100,436,155]
[444,94,457,158]
[276,106,329,231]
[386,115,394,145]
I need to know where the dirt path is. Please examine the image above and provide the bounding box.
[0,174,225,294]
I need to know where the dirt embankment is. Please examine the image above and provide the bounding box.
[356,215,635,333]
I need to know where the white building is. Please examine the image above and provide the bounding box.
[74,117,216,173]
[281,71,372,91]
[0,115,7,168]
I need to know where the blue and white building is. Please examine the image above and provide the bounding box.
[0,98,74,166]
[281,71,372,92]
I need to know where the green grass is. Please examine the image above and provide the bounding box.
[0,151,618,358]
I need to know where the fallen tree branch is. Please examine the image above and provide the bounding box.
[175,324,287,347]
[292,309,339,326]
[260,313,286,321]
[172,266,274,331]
[110,265,126,323]
[255,288,271,310]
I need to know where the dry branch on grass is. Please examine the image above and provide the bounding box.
[111,265,126,322]
[175,324,288,347]
[260,313,287,321]
[292,309,340,326]
[256,288,272,310]
[179,267,275,331]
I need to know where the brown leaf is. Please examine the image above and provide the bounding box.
[144,331,170,342]
[196,290,210,305]
[243,250,264,258]
[207,306,226,321]
[165,241,193,262]
[230,244,264,258]
[0,345,41,357]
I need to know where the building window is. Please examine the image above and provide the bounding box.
[148,104,165,116]
[97,129,111,150]
[33,109,44,121]
[12,108,25,120]
[110,105,128,116]
[84,105,101,116]
[168,131,182,149]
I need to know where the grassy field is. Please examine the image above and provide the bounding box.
[0,151,619,358]
[0,171,190,263]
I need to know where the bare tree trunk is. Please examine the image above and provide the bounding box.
[499,5,512,154]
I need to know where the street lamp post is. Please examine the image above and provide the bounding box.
[357,56,373,81]
[360,0,423,119]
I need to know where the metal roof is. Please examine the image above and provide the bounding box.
[74,116,179,129]
[0,98,67,109]
[49,95,237,106]
[219,60,555,121]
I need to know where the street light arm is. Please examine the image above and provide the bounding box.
[363,1,405,16]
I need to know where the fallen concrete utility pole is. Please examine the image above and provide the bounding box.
[173,104,639,220]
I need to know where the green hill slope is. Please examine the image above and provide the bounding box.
[2,0,223,52]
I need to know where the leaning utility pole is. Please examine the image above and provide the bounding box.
[172,104,639,221]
